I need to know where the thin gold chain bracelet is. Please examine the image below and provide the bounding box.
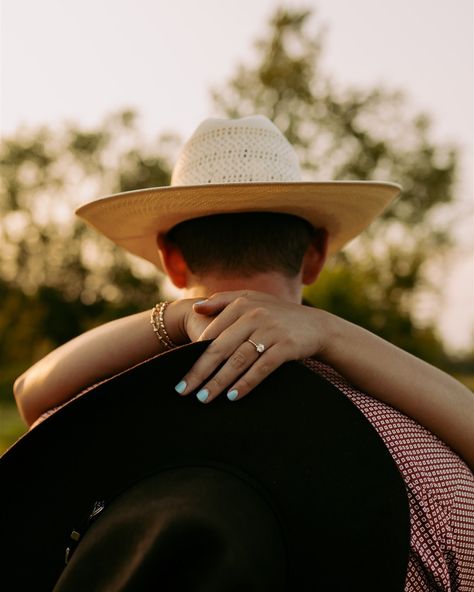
[150,301,178,350]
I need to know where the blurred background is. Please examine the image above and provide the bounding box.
[1,0,473,453]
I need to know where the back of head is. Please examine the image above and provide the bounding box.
[166,212,326,277]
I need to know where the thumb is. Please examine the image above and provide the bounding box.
[192,292,237,315]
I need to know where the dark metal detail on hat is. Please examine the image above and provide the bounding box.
[89,500,105,520]
[70,530,81,542]
[64,500,106,565]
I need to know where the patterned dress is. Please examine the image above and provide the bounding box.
[303,359,474,592]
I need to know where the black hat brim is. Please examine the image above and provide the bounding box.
[0,342,409,590]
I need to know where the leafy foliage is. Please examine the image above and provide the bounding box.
[0,110,178,298]
[0,111,179,390]
[211,7,460,361]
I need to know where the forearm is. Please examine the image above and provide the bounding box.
[320,310,474,470]
[14,304,188,426]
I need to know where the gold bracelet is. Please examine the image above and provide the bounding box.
[150,301,178,350]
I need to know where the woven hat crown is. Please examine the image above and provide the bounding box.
[171,115,302,186]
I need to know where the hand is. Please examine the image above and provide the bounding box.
[175,291,330,403]
[169,298,214,343]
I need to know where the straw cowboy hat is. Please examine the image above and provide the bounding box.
[0,342,409,591]
[76,115,401,269]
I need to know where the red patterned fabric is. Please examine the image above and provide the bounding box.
[303,358,474,592]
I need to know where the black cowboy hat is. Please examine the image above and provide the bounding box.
[0,342,409,590]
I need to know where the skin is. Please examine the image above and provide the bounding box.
[14,233,474,470]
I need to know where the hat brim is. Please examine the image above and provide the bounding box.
[0,342,409,590]
[76,181,401,269]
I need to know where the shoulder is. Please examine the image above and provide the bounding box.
[301,357,472,482]
[302,358,474,588]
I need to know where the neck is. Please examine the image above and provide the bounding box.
[182,271,303,303]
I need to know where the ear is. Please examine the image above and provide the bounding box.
[301,229,329,285]
[156,234,189,289]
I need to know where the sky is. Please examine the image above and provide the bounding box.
[1,0,473,352]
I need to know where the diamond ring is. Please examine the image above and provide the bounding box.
[247,339,265,354]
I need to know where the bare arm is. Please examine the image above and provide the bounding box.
[14,310,162,425]
[14,291,474,471]
[322,311,474,470]
[14,299,211,425]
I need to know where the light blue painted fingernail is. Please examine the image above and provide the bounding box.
[195,299,207,305]
[196,389,209,403]
[227,389,239,401]
[175,380,187,394]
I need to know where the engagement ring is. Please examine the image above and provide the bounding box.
[247,339,265,354]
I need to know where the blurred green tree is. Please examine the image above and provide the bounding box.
[0,110,180,389]
[211,7,459,364]
[0,110,178,300]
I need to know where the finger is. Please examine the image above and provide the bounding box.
[225,346,288,402]
[192,292,249,317]
[194,297,257,342]
[192,290,270,316]
[174,318,257,396]
[193,340,261,404]
[192,297,227,316]
[197,298,274,342]
[191,294,250,341]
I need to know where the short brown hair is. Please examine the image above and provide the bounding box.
[166,212,325,277]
